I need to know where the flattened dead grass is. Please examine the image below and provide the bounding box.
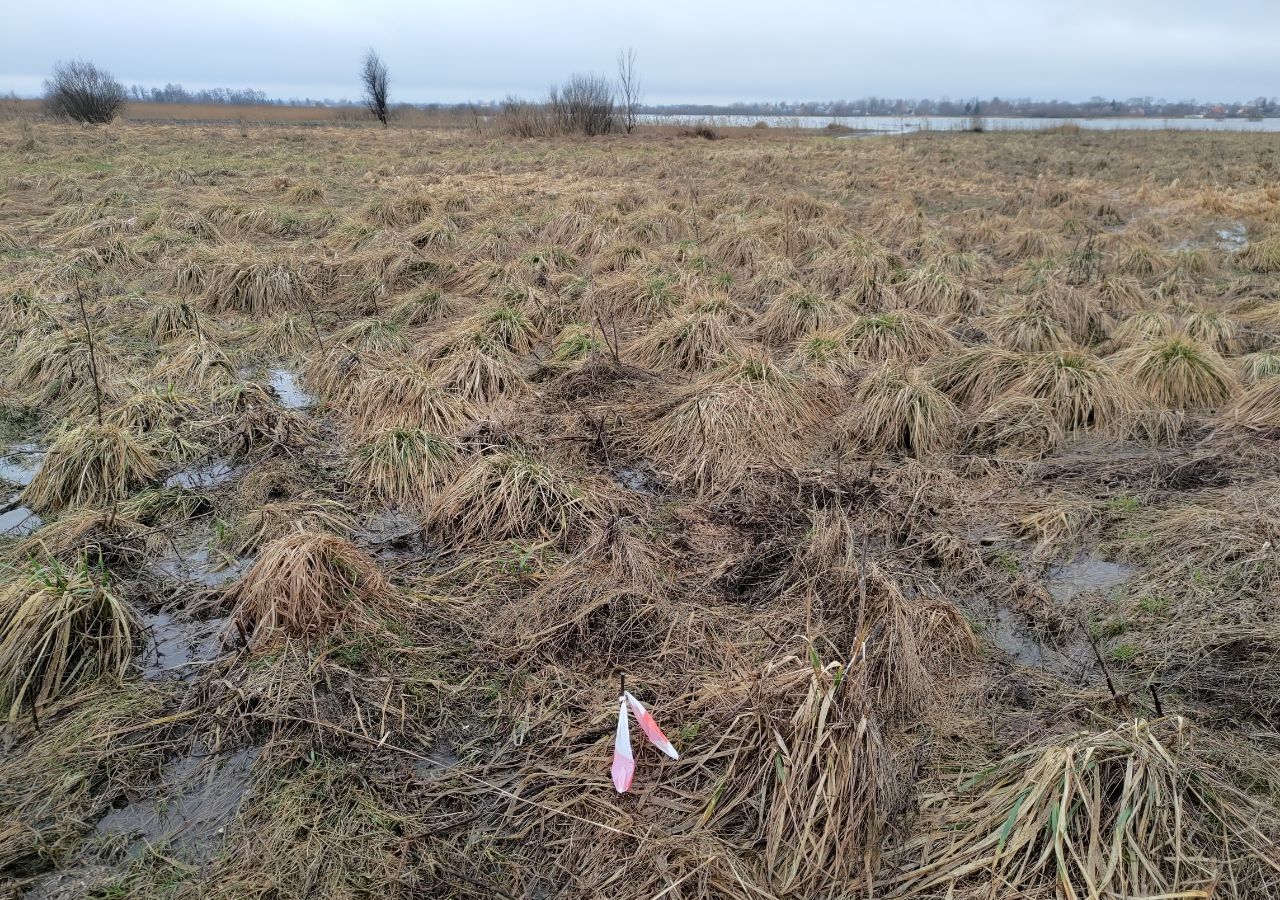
[892,718,1280,899]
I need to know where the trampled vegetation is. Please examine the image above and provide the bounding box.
[1,120,1279,898]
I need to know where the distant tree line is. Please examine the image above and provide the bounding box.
[641,95,1280,119]
[127,83,272,105]
[39,55,1279,127]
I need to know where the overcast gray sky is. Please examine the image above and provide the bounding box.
[2,0,1276,104]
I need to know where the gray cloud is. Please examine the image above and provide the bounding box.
[1,0,1275,103]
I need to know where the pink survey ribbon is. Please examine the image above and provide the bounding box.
[611,691,679,792]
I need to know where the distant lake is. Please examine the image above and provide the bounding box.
[640,114,1280,133]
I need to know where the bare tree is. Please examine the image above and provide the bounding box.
[44,60,126,124]
[616,48,642,134]
[361,49,390,127]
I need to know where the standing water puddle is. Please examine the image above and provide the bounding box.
[156,543,251,588]
[1217,223,1248,252]
[990,608,1094,679]
[94,746,260,863]
[0,443,42,487]
[140,611,227,680]
[1046,555,1135,603]
[613,466,661,494]
[987,553,1135,680]
[0,505,42,537]
[268,368,314,409]
[164,460,240,490]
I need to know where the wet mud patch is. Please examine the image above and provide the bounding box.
[1216,222,1248,252]
[409,738,460,780]
[21,863,121,900]
[21,748,261,898]
[358,510,425,567]
[139,609,228,681]
[92,746,261,864]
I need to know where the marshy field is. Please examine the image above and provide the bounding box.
[1,121,1279,898]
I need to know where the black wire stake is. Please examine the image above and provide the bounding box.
[619,672,626,700]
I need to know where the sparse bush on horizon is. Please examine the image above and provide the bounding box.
[500,72,615,137]
[550,72,615,135]
[617,47,642,134]
[678,123,720,140]
[44,59,126,124]
[500,95,552,137]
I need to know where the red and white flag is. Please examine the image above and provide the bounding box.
[611,690,678,793]
[611,696,634,793]
[625,692,679,760]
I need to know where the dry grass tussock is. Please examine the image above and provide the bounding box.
[1011,350,1132,430]
[228,531,396,645]
[891,717,1280,899]
[172,248,316,315]
[427,339,528,405]
[1228,376,1280,430]
[0,560,138,723]
[9,507,148,569]
[425,447,605,545]
[626,309,744,372]
[635,351,815,491]
[1236,349,1280,384]
[351,427,458,510]
[703,657,896,895]
[223,494,352,557]
[841,309,958,362]
[349,363,477,435]
[20,423,161,512]
[1112,335,1239,408]
[966,393,1064,459]
[835,365,959,457]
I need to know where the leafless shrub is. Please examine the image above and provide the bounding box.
[551,73,615,136]
[678,125,720,140]
[44,60,126,124]
[502,73,616,137]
